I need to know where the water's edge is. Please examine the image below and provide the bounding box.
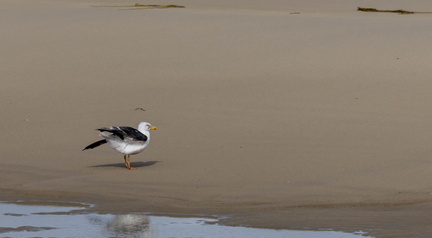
[0,201,372,238]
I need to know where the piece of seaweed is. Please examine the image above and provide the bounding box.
[92,4,185,9]
[130,4,185,9]
[357,7,432,14]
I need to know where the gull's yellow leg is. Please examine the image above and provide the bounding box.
[124,155,129,169]
[127,155,137,170]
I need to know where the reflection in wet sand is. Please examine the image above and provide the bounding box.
[0,202,373,238]
[89,214,151,237]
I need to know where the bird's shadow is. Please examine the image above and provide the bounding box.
[90,161,160,168]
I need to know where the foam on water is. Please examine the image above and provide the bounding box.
[0,202,373,238]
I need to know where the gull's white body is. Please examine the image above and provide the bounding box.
[100,122,152,155]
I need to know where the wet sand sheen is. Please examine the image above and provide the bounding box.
[0,201,371,237]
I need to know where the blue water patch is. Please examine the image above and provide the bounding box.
[0,202,372,238]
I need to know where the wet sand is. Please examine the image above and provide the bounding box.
[0,201,368,237]
[2,0,432,237]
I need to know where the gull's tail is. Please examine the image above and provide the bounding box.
[83,139,107,151]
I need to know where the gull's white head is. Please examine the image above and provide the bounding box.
[138,122,158,132]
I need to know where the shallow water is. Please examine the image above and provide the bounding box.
[0,201,372,238]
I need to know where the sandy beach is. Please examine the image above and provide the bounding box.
[2,0,432,237]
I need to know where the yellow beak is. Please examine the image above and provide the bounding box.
[151,126,158,130]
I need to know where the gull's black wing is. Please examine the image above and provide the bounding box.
[98,126,147,141]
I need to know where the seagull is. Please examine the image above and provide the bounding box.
[83,122,157,170]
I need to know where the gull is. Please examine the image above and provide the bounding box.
[83,122,157,170]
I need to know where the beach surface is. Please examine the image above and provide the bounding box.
[2,0,432,237]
